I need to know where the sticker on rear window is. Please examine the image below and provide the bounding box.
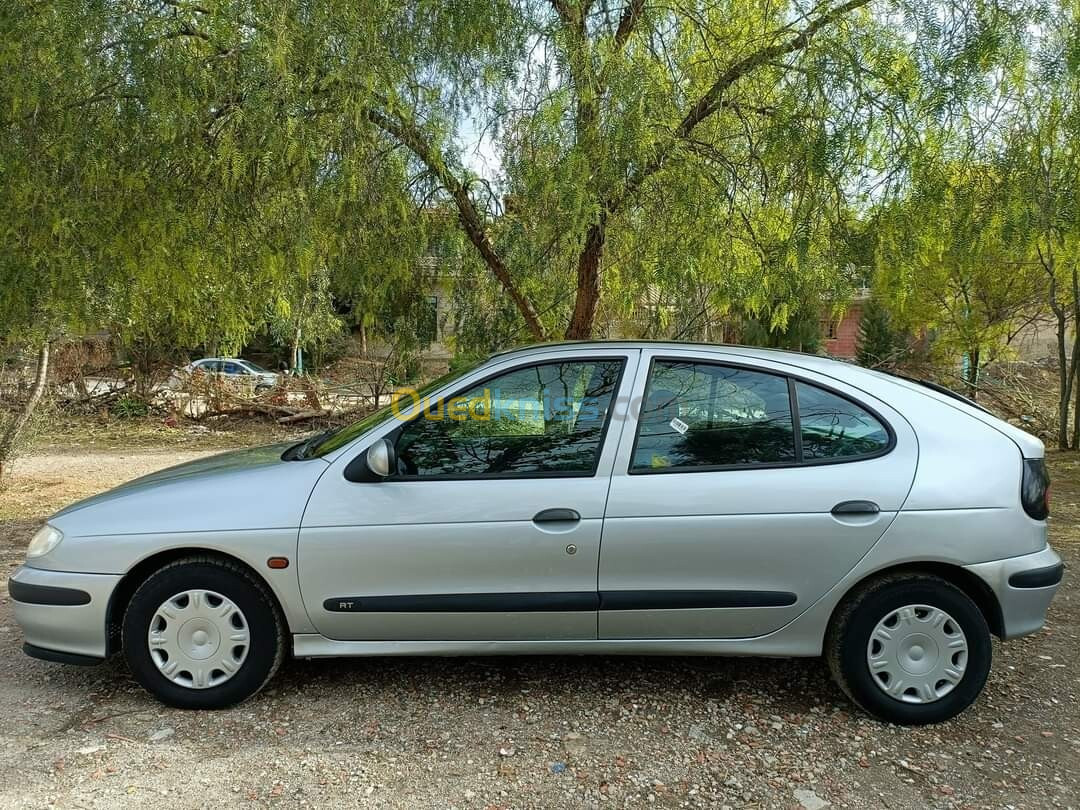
[669,417,688,435]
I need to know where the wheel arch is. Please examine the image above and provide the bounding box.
[827,561,1005,640]
[105,548,289,656]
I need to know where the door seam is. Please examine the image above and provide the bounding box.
[596,349,644,639]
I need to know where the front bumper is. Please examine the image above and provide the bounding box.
[965,545,1064,639]
[7,565,121,662]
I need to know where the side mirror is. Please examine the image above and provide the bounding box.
[343,438,397,482]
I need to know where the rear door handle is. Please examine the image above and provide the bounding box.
[831,500,880,516]
[533,508,581,523]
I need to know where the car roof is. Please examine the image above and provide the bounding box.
[489,340,848,371]
[486,339,925,402]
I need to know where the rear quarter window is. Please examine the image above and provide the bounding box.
[795,381,891,459]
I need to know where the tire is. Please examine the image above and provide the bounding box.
[121,556,285,709]
[825,573,991,725]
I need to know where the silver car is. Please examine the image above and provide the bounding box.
[10,342,1062,724]
[172,357,280,391]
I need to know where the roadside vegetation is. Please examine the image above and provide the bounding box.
[2,0,1080,476]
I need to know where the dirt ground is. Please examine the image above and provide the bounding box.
[0,437,1077,809]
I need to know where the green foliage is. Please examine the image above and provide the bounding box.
[856,297,900,368]
[266,266,344,370]
[0,0,1074,370]
[874,152,1044,386]
[110,396,151,420]
[0,0,435,356]
[740,308,824,354]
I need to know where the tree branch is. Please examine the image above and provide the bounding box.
[362,104,547,341]
[609,0,871,213]
[549,0,578,27]
[0,340,49,480]
[613,0,646,50]
[596,0,646,90]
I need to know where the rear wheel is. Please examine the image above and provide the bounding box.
[122,557,285,709]
[826,574,991,724]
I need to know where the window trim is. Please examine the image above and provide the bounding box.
[372,355,629,482]
[627,356,896,476]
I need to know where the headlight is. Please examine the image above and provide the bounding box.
[27,525,63,558]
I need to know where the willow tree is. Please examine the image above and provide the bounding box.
[1006,0,1080,447]
[71,0,1017,344]
[875,156,1044,397]
[0,0,428,467]
[373,1,1049,341]
[1,0,1045,388]
[355,0,896,341]
[0,2,129,474]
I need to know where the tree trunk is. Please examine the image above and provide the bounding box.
[1040,248,1071,448]
[1056,305,1071,449]
[565,215,607,340]
[965,347,980,400]
[0,340,50,482]
[1071,264,1080,451]
[1072,350,1080,451]
[291,324,302,374]
[1070,330,1080,451]
[1068,347,1079,450]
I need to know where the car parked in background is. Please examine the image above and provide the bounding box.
[9,341,1061,724]
[169,357,280,391]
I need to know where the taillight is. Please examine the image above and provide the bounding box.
[1021,458,1050,520]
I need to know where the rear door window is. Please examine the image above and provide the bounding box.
[631,361,796,471]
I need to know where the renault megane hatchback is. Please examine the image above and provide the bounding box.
[9,342,1062,724]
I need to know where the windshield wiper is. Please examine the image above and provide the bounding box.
[283,427,337,461]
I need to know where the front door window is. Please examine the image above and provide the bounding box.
[393,359,625,478]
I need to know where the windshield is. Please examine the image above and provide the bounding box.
[239,360,270,374]
[301,359,487,458]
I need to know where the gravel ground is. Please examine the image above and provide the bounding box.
[0,446,1077,809]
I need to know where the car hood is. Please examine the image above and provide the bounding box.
[50,442,330,537]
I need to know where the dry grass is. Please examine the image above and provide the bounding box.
[0,415,293,522]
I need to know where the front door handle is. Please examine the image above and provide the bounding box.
[533,508,581,523]
[831,500,880,516]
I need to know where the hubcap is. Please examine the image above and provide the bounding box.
[867,604,968,704]
[147,589,250,689]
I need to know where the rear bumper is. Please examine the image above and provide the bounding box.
[8,565,120,661]
[965,546,1063,639]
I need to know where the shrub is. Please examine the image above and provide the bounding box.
[111,395,150,419]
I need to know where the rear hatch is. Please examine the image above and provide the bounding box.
[876,372,1045,459]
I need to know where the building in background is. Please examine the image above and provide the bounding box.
[820,288,870,360]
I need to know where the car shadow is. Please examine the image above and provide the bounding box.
[269,653,845,717]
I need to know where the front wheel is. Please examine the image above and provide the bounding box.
[122,557,285,709]
[826,574,992,724]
